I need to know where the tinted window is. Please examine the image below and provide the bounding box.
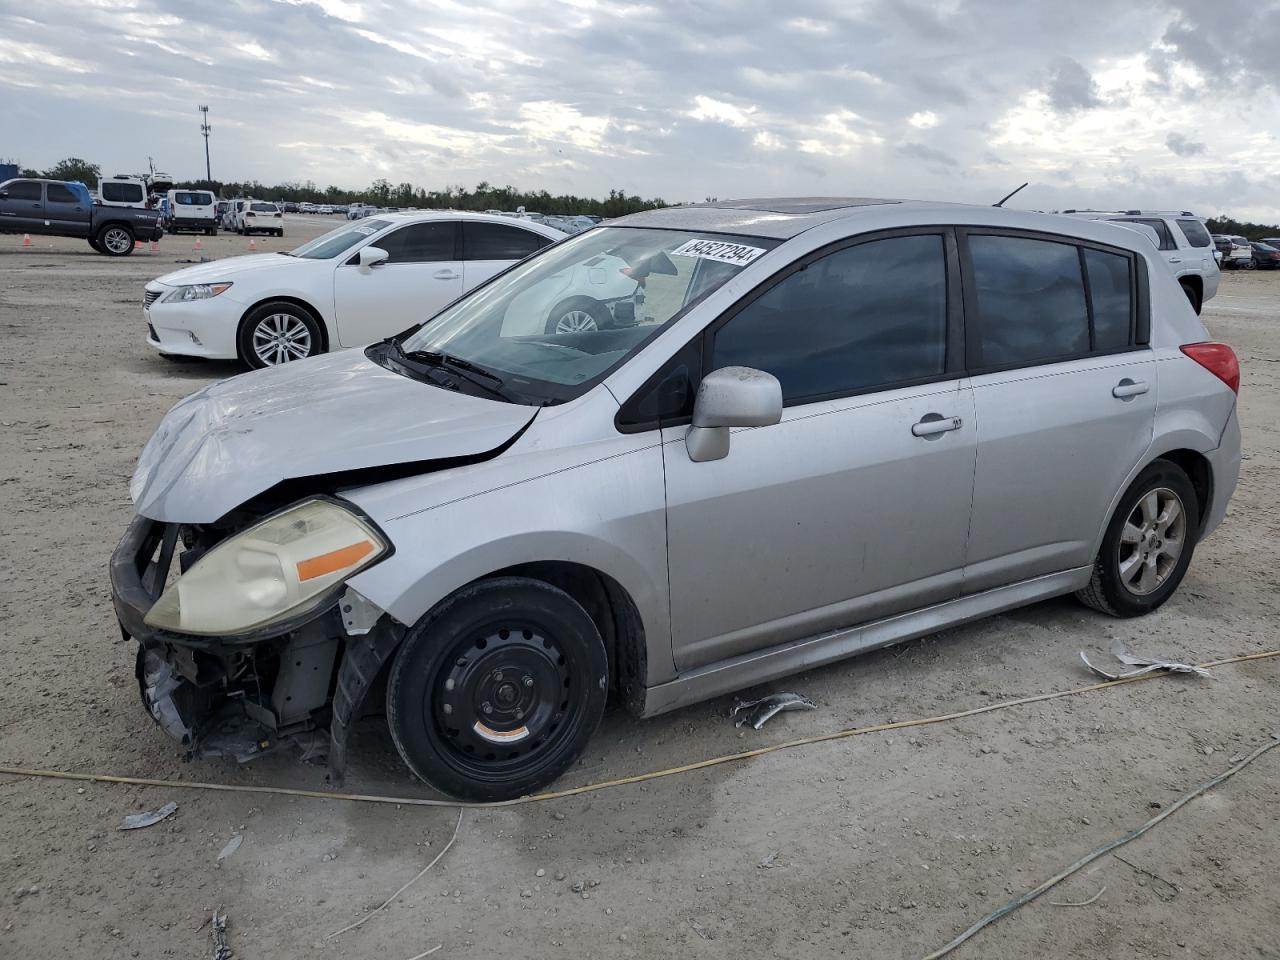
[462,222,549,260]
[102,182,144,202]
[377,221,456,263]
[1084,249,1132,351]
[249,202,276,212]
[618,338,702,428]
[46,183,77,204]
[969,235,1089,367]
[1176,219,1212,248]
[5,180,42,201]
[1117,218,1175,251]
[176,192,213,205]
[711,235,947,404]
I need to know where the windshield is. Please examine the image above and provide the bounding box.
[288,219,391,259]
[392,226,778,404]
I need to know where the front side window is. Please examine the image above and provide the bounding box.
[377,221,456,263]
[711,235,947,405]
[462,222,551,261]
[393,227,777,403]
[46,183,77,204]
[287,219,391,259]
[102,182,144,203]
[4,180,42,201]
[1176,219,1213,248]
[969,235,1089,367]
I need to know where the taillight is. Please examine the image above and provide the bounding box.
[1181,342,1239,394]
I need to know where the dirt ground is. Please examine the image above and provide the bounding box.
[1,221,1278,960]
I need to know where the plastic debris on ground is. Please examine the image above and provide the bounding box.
[118,801,178,831]
[730,693,816,729]
[1079,641,1213,681]
[216,834,243,862]
[211,909,231,960]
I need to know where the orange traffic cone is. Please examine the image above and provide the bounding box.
[193,237,203,252]
[248,237,258,252]
[21,234,32,248]
[134,240,142,250]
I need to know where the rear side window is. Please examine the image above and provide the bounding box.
[102,182,144,202]
[1118,218,1175,251]
[46,183,78,204]
[462,222,550,261]
[1083,249,1133,351]
[711,234,947,405]
[377,221,457,263]
[5,180,42,201]
[1176,218,1212,248]
[968,235,1089,367]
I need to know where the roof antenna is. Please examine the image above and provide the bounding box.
[993,182,1029,208]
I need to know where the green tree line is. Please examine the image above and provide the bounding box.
[1204,216,1280,241]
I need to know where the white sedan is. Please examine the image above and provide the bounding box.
[143,212,567,367]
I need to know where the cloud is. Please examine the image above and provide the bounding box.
[1166,132,1206,157]
[1,0,1279,221]
[1045,57,1104,113]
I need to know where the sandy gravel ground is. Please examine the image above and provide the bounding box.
[1,222,1278,960]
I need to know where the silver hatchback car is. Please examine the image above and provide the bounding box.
[112,197,1241,800]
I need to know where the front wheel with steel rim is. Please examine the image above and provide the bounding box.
[1076,460,1200,617]
[387,578,609,802]
[236,302,323,369]
[95,224,135,257]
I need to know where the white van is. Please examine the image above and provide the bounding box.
[97,177,150,208]
[165,189,219,236]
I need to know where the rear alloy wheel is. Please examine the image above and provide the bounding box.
[96,224,135,257]
[1076,460,1199,617]
[237,302,322,368]
[387,578,609,802]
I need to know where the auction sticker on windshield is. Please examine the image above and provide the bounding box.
[670,238,767,267]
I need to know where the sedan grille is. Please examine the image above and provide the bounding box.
[144,289,162,307]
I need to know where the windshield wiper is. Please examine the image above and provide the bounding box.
[402,349,512,399]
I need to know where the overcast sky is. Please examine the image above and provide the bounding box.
[3,0,1279,219]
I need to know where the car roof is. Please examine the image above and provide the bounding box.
[372,210,566,237]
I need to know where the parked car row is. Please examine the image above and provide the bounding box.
[217,199,285,236]
[1212,233,1280,269]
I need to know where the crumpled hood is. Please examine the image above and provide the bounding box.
[153,253,308,288]
[130,351,536,523]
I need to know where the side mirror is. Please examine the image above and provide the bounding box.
[357,245,389,272]
[685,366,782,462]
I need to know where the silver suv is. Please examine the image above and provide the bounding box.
[112,198,1242,800]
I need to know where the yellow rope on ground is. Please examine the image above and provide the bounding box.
[0,649,1276,809]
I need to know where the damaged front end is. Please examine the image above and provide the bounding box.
[110,500,401,782]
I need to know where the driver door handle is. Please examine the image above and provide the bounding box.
[433,269,461,280]
[1112,378,1149,399]
[912,415,962,437]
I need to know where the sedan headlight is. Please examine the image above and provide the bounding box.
[144,499,388,636]
[162,282,234,303]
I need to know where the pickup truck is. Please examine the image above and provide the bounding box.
[0,177,164,256]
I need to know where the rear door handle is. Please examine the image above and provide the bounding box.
[912,414,962,437]
[1112,378,1149,399]
[433,269,461,280]
[1168,257,1182,263]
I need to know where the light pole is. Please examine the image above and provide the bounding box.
[199,105,212,185]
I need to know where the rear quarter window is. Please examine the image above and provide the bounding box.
[1176,219,1213,248]
[102,182,144,203]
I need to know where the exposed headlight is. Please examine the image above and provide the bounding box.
[162,282,234,303]
[144,499,389,636]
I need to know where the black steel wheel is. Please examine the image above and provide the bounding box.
[387,577,608,802]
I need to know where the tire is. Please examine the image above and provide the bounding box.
[95,224,135,257]
[1180,281,1202,314]
[1075,460,1200,618]
[544,297,610,335]
[276,230,284,238]
[236,301,323,368]
[88,237,102,253]
[387,577,609,802]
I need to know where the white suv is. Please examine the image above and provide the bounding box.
[1063,211,1219,313]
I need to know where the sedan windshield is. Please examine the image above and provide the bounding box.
[392,227,778,404]
[288,219,391,259]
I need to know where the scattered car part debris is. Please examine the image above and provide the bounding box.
[757,851,781,869]
[327,809,464,940]
[1048,886,1105,907]
[1080,641,1213,681]
[211,909,231,960]
[731,693,816,729]
[922,733,1280,959]
[119,800,177,831]
[403,947,442,960]
[216,834,242,862]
